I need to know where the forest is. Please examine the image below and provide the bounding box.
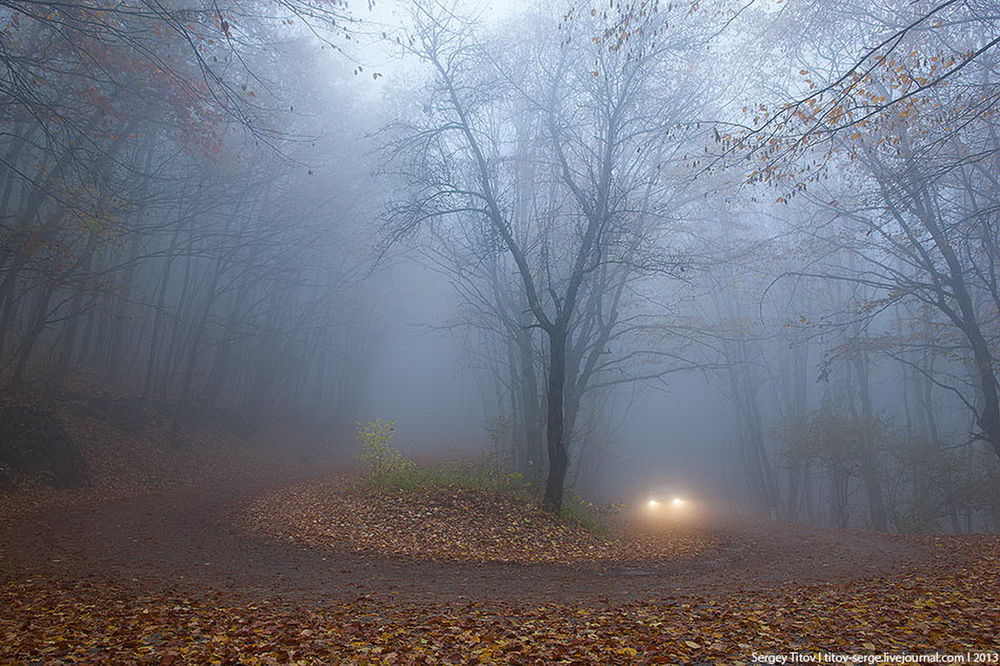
[0,0,998,663]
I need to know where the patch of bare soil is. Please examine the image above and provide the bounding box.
[245,480,716,564]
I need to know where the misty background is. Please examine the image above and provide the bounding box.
[0,0,997,531]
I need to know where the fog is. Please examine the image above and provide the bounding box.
[1,0,998,533]
[359,258,485,450]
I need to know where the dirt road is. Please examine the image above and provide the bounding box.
[0,472,929,605]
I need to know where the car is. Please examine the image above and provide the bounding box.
[644,486,687,511]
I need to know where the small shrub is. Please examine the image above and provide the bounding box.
[561,494,614,534]
[356,419,412,480]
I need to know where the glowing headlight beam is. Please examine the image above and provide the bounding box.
[671,497,684,506]
[647,499,659,508]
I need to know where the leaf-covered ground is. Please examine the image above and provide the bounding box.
[246,480,715,564]
[1,536,996,664]
[1,473,997,664]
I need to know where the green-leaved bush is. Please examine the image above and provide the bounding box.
[354,420,610,532]
[354,419,534,497]
[356,418,413,481]
[560,494,625,534]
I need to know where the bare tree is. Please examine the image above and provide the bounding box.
[380,1,710,511]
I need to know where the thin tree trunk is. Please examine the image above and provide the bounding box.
[854,347,888,531]
[9,281,56,389]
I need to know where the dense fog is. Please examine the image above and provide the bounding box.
[1,0,998,531]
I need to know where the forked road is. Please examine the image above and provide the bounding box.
[1,471,927,606]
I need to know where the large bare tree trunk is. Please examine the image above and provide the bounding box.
[542,329,569,513]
